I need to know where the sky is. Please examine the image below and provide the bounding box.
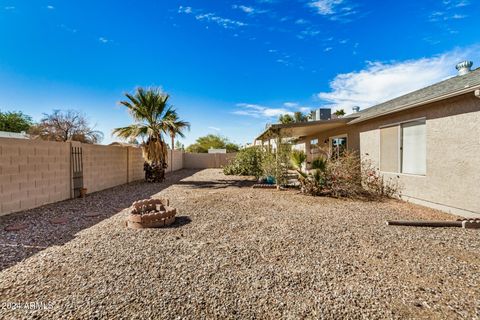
[0,0,479,146]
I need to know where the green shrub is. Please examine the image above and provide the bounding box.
[223,146,264,178]
[290,150,306,169]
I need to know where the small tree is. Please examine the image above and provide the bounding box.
[334,109,346,117]
[293,112,307,123]
[29,110,103,143]
[0,111,33,133]
[174,140,184,150]
[223,146,265,178]
[186,134,239,153]
[278,114,294,124]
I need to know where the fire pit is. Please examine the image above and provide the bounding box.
[126,198,176,229]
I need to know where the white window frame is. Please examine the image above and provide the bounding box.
[378,117,427,176]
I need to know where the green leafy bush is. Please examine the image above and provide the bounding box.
[223,146,264,178]
[290,150,306,169]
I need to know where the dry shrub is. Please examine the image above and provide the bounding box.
[298,149,400,199]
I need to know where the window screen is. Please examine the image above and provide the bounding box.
[401,120,426,175]
[380,126,399,172]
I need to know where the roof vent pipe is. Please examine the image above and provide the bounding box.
[456,61,473,76]
[352,106,360,113]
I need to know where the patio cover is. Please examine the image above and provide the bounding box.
[254,117,355,142]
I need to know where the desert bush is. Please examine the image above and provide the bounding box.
[361,158,401,198]
[223,146,264,178]
[297,150,399,199]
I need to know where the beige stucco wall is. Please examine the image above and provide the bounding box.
[357,93,480,217]
[299,93,480,217]
[0,138,70,215]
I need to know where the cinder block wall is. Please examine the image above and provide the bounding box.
[166,150,184,172]
[82,144,129,193]
[128,147,145,182]
[183,153,235,168]
[0,138,235,216]
[0,138,70,215]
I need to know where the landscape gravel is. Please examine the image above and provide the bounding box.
[0,169,479,319]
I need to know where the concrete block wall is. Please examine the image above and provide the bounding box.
[0,138,70,215]
[166,150,184,172]
[83,144,129,194]
[0,137,235,216]
[183,153,235,169]
[128,147,145,182]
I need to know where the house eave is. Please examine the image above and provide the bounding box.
[254,117,355,142]
[349,84,480,125]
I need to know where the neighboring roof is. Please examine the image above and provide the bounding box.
[0,131,29,139]
[255,117,354,141]
[350,67,480,124]
[109,142,140,147]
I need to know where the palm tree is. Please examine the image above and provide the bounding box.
[113,87,190,182]
[167,113,190,172]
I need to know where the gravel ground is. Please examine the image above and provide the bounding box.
[0,169,479,319]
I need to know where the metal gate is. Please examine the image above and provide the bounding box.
[71,146,84,198]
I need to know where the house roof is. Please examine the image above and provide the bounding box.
[0,131,29,139]
[254,67,480,142]
[349,67,480,124]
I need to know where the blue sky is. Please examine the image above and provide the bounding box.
[0,0,479,146]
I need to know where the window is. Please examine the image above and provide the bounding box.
[380,126,400,172]
[310,138,318,146]
[330,135,347,159]
[379,120,426,175]
[401,120,426,175]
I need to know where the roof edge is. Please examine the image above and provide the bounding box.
[254,117,354,142]
[349,84,480,125]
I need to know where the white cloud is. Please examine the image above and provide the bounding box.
[178,6,192,14]
[208,126,221,131]
[324,47,333,52]
[316,45,480,112]
[4,6,15,10]
[232,5,254,14]
[309,0,343,15]
[98,37,112,44]
[299,107,312,113]
[179,6,246,29]
[308,0,357,22]
[295,19,309,24]
[195,13,246,29]
[233,103,292,118]
[46,5,55,10]
[283,102,299,108]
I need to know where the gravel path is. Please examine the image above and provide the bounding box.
[0,169,479,319]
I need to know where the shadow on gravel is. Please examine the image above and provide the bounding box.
[0,169,200,272]
[167,216,192,228]
[175,179,255,189]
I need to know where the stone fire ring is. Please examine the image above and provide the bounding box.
[125,198,176,229]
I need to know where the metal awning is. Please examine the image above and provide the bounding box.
[254,117,355,142]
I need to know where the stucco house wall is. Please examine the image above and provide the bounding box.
[299,93,480,217]
[357,93,480,217]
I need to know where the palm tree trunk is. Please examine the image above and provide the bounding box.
[171,134,174,173]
